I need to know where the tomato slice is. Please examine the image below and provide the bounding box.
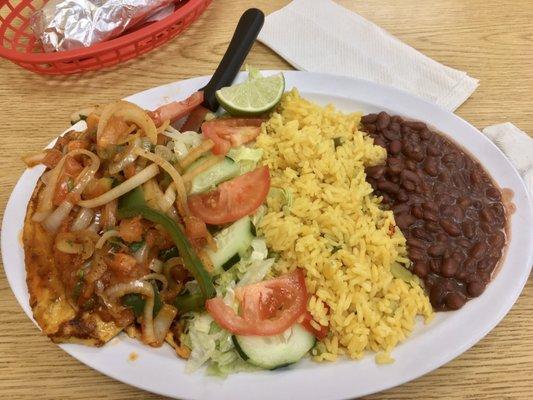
[188,166,270,225]
[206,269,308,336]
[300,311,328,340]
[149,91,204,126]
[201,118,265,155]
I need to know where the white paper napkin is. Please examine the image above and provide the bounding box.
[258,0,479,111]
[483,123,533,195]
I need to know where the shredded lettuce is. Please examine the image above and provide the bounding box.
[163,126,203,159]
[251,205,266,228]
[268,187,293,214]
[227,146,263,174]
[249,237,268,261]
[185,312,259,376]
[237,257,275,287]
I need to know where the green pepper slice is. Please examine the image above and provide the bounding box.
[118,187,216,301]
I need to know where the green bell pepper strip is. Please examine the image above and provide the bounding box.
[173,292,205,314]
[118,188,216,301]
[128,240,146,252]
[122,293,145,317]
[122,283,163,318]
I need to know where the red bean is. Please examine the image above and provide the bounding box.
[458,238,472,248]
[411,205,424,219]
[405,159,418,171]
[490,203,505,218]
[438,170,451,183]
[423,157,439,176]
[404,120,427,131]
[452,173,466,187]
[479,207,493,222]
[413,261,429,278]
[365,124,377,134]
[445,292,466,310]
[387,157,404,175]
[456,269,468,281]
[391,115,403,124]
[383,129,399,141]
[366,165,386,179]
[419,129,432,140]
[442,153,458,165]
[429,258,440,272]
[422,201,438,212]
[407,237,426,249]
[436,233,448,242]
[377,112,391,130]
[393,203,410,214]
[462,221,475,238]
[412,227,433,241]
[488,231,505,248]
[477,258,497,272]
[401,169,421,184]
[441,257,459,277]
[430,285,445,307]
[397,190,409,202]
[425,221,441,232]
[486,187,501,200]
[470,169,483,185]
[374,137,387,148]
[428,243,446,257]
[457,196,472,209]
[472,200,483,210]
[377,180,400,194]
[440,219,461,236]
[480,221,494,234]
[401,125,414,135]
[361,113,378,124]
[427,144,441,156]
[423,210,439,222]
[408,147,424,162]
[408,247,425,261]
[467,280,486,297]
[389,122,401,133]
[395,213,416,229]
[402,180,416,191]
[389,140,402,154]
[469,242,486,259]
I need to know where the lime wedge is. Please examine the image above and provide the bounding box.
[216,71,285,116]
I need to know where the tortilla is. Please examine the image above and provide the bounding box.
[23,181,122,346]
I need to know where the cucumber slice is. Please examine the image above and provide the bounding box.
[207,216,254,274]
[189,157,239,195]
[220,253,241,271]
[233,324,315,369]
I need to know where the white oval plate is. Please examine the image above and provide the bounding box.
[2,71,532,400]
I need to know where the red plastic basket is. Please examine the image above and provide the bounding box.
[0,0,211,75]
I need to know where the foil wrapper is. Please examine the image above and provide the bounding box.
[31,0,175,52]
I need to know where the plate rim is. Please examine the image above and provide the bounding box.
[2,70,532,400]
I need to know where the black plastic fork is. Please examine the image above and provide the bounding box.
[200,8,265,112]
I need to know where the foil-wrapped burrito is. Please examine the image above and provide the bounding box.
[31,0,175,52]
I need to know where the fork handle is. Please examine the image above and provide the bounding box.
[201,8,265,111]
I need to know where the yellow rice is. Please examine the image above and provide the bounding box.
[255,90,433,363]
